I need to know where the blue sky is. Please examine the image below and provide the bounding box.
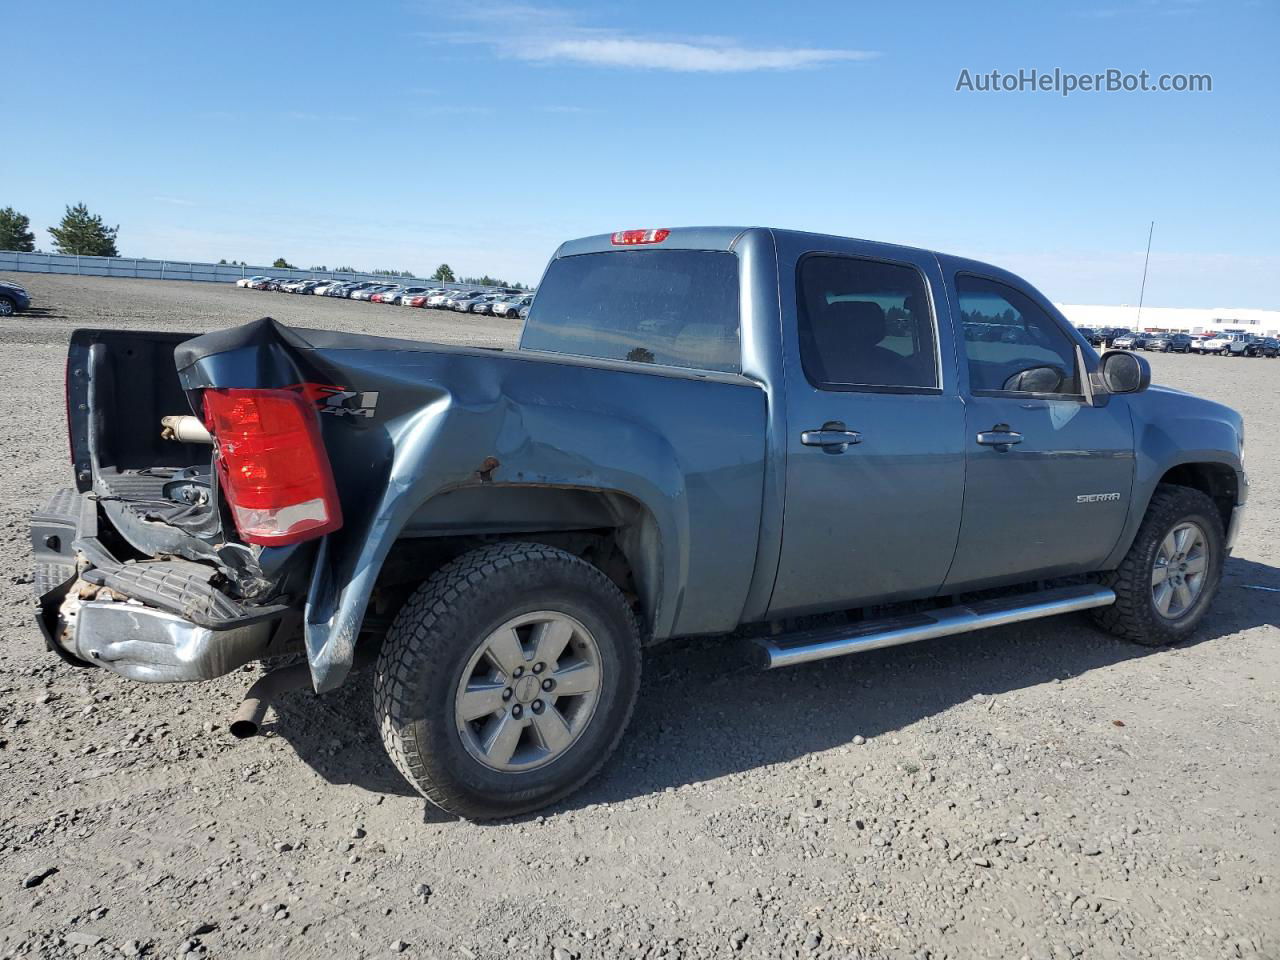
[4,0,1277,306]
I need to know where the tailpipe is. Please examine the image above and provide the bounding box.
[230,662,311,739]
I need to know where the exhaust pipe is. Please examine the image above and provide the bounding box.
[230,662,312,739]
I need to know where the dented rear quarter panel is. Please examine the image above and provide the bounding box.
[179,325,768,692]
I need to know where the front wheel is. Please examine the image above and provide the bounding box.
[0,297,15,317]
[1091,484,1225,646]
[374,542,642,819]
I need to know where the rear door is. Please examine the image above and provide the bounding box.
[942,270,1134,591]
[767,240,966,618]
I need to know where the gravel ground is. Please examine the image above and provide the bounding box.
[1,274,1276,960]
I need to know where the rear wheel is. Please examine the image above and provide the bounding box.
[374,542,642,819]
[0,297,14,317]
[1092,484,1225,646]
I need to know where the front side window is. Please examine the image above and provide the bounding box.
[520,250,740,372]
[956,274,1081,395]
[796,255,938,391]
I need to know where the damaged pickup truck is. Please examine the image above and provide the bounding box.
[31,227,1246,819]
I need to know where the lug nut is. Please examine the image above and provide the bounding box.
[532,662,545,674]
[513,666,524,678]
[512,704,523,718]
[502,687,513,701]
[541,678,554,691]
[532,700,544,713]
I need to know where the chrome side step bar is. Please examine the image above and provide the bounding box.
[753,584,1115,669]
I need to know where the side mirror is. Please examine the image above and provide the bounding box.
[1099,350,1151,394]
[1002,365,1065,393]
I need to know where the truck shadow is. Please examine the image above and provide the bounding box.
[266,555,1280,817]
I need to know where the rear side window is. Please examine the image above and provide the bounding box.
[797,255,938,390]
[520,251,740,372]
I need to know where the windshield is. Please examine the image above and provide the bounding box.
[520,250,741,372]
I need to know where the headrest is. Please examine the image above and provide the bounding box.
[822,300,886,349]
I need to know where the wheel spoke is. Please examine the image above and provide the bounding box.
[484,627,527,677]
[457,681,507,722]
[1160,532,1178,562]
[1183,554,1207,575]
[1173,526,1191,555]
[531,705,573,754]
[1173,581,1193,613]
[551,661,600,696]
[1153,581,1174,615]
[481,711,523,766]
[1151,563,1170,585]
[532,618,574,667]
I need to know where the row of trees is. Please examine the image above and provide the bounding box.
[1,204,119,256]
[1,205,529,286]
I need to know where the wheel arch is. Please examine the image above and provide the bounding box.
[373,484,665,641]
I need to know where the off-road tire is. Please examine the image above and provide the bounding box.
[1091,484,1225,646]
[374,541,642,820]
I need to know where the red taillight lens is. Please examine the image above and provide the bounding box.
[611,228,670,245]
[202,388,342,546]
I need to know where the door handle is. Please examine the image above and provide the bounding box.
[801,423,863,453]
[976,424,1023,451]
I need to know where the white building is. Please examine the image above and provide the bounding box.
[1056,303,1280,337]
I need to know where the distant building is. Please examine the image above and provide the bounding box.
[1056,303,1280,336]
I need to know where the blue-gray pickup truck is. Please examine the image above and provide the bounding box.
[30,227,1246,818]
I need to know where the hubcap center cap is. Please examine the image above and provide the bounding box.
[513,675,540,704]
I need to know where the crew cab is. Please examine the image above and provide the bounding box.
[30,227,1246,819]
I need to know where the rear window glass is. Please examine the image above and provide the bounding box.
[520,250,740,372]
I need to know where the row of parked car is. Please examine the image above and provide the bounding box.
[1078,327,1279,358]
[235,276,535,318]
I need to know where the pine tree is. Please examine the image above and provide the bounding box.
[0,207,36,251]
[48,203,119,256]
[431,263,456,283]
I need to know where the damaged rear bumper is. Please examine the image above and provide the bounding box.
[32,488,297,683]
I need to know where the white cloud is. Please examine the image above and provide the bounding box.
[427,3,876,73]
[511,37,874,72]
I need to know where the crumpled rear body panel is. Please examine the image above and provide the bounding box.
[177,319,768,692]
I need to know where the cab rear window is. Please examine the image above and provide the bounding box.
[520,250,740,373]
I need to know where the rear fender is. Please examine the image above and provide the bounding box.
[301,391,689,692]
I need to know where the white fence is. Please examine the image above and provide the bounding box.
[0,250,485,291]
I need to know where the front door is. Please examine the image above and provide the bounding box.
[767,247,966,618]
[943,272,1135,590]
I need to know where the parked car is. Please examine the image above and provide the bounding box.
[352,284,396,302]
[491,294,534,318]
[1246,336,1278,358]
[1111,332,1149,350]
[0,279,31,316]
[389,286,431,305]
[518,303,531,320]
[1201,332,1252,356]
[424,290,456,308]
[447,291,488,311]
[33,226,1245,821]
[1145,333,1194,353]
[327,281,371,298]
[466,294,512,315]
[310,280,346,296]
[236,276,271,289]
[1186,334,1215,354]
[1081,327,1118,348]
[246,277,276,290]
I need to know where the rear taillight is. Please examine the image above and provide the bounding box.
[611,228,670,245]
[202,388,342,546]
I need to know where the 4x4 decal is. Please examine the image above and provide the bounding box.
[291,382,380,419]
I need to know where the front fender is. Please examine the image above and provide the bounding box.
[1101,388,1245,569]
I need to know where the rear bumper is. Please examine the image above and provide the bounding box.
[31,488,296,683]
